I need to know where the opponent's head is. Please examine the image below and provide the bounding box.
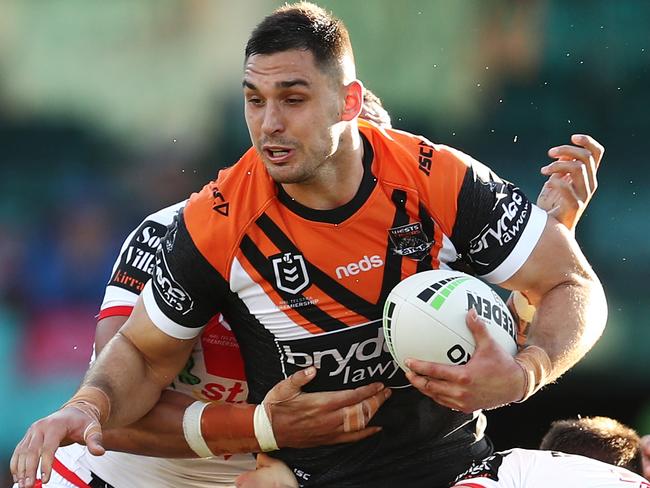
[243,2,363,184]
[540,416,642,474]
[361,89,392,129]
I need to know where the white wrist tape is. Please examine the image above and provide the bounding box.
[512,291,537,323]
[253,404,279,452]
[182,401,215,458]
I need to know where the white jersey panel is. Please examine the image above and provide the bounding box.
[452,448,649,488]
[51,443,255,488]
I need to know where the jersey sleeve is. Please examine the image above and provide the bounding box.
[141,205,229,339]
[446,147,547,284]
[99,201,186,320]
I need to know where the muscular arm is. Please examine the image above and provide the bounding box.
[85,297,196,429]
[406,135,607,411]
[501,217,606,382]
[93,315,200,456]
[407,217,606,411]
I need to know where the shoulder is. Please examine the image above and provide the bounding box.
[182,148,277,271]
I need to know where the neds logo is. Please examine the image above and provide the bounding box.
[335,255,383,279]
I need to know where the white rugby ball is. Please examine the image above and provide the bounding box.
[382,269,517,370]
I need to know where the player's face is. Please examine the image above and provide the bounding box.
[243,49,345,184]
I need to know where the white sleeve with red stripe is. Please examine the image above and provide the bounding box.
[99,200,187,320]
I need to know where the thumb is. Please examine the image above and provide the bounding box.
[256,453,273,469]
[288,366,317,390]
[466,308,491,346]
[84,426,105,456]
[265,367,316,403]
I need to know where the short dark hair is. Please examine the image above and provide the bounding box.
[540,416,642,474]
[245,2,354,80]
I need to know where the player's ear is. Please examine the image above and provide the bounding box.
[340,79,364,122]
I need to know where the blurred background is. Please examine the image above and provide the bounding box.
[1,0,649,483]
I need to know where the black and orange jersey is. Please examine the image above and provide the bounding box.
[142,120,547,487]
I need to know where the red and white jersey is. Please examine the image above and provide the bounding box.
[452,448,650,488]
[48,442,253,488]
[54,201,254,488]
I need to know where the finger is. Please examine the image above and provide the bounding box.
[310,382,386,411]
[255,452,274,469]
[10,436,27,482]
[465,308,491,345]
[24,432,44,488]
[571,134,604,167]
[267,367,317,403]
[39,442,56,485]
[546,177,583,212]
[342,388,391,432]
[324,426,383,445]
[405,357,465,383]
[545,145,597,195]
[540,160,590,202]
[287,366,317,389]
[404,371,467,408]
[82,419,105,456]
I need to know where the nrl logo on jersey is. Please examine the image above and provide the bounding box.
[388,222,433,261]
[270,252,311,294]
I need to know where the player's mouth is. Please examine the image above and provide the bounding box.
[263,146,294,164]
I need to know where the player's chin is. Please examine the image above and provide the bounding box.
[265,164,308,185]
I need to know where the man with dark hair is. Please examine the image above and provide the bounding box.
[539,416,642,474]
[12,3,607,487]
[451,416,649,488]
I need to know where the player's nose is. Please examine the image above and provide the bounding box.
[261,102,285,136]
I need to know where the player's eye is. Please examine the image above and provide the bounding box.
[247,97,264,106]
[285,97,304,105]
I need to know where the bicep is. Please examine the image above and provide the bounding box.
[95,316,129,354]
[119,296,197,386]
[499,216,594,304]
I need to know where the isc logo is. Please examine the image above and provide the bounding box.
[335,255,383,279]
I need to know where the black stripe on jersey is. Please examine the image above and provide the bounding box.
[255,214,380,320]
[416,203,434,273]
[221,294,287,404]
[378,189,408,303]
[240,234,350,332]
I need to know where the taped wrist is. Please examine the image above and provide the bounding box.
[62,386,111,443]
[514,345,552,402]
[253,404,279,452]
[182,401,214,458]
[184,402,272,456]
[62,386,111,424]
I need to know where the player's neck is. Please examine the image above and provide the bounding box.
[280,128,364,210]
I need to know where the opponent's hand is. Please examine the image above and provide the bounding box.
[404,309,525,413]
[10,405,105,488]
[264,367,391,448]
[641,435,650,481]
[235,453,299,488]
[538,134,604,232]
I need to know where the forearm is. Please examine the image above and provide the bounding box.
[523,271,607,381]
[79,298,196,429]
[103,391,198,457]
[82,332,172,428]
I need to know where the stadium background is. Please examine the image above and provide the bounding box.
[1,0,648,483]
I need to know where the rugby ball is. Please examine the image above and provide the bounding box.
[382,270,517,370]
